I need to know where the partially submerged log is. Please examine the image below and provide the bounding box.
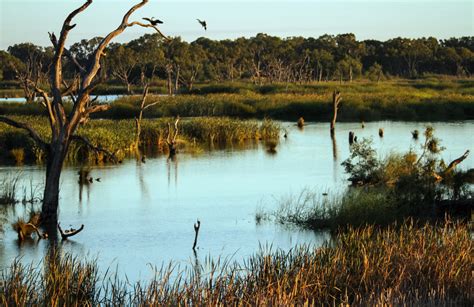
[58,223,84,240]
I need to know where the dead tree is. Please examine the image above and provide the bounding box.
[15,58,45,103]
[166,116,180,157]
[297,117,305,129]
[192,219,201,250]
[0,0,168,236]
[433,150,471,181]
[330,91,342,136]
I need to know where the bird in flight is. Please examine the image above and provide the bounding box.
[143,17,164,26]
[197,19,207,30]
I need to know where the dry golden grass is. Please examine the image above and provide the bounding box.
[1,219,472,305]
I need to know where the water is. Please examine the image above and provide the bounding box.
[0,120,472,281]
[0,95,123,104]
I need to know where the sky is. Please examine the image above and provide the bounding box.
[0,0,472,50]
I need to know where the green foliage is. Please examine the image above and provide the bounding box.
[341,138,381,185]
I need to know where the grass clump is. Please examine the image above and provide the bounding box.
[1,220,472,305]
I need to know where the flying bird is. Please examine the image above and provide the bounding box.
[197,19,207,30]
[143,17,164,26]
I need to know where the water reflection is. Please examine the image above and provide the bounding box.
[167,155,179,187]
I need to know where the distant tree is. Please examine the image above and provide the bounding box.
[8,43,50,103]
[366,62,384,82]
[108,44,138,94]
[0,51,24,81]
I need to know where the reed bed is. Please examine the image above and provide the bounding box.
[0,116,280,164]
[1,79,473,121]
[1,220,472,305]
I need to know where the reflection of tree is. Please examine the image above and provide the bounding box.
[166,156,179,187]
[78,168,91,204]
[136,160,149,199]
[192,249,201,286]
[331,133,339,183]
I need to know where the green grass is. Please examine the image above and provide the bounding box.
[0,116,280,164]
[1,220,471,305]
[1,78,473,121]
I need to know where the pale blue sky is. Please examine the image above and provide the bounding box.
[0,0,472,50]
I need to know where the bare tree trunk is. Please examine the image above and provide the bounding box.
[330,91,341,136]
[174,64,180,94]
[41,142,68,236]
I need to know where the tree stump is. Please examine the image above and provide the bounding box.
[349,131,355,145]
[297,117,305,129]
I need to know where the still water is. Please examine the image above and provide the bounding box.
[0,121,472,281]
[0,95,123,104]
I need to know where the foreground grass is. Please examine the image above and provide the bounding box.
[0,116,279,164]
[1,220,472,305]
[2,78,473,121]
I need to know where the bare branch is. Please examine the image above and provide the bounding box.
[28,82,57,130]
[71,135,118,163]
[0,116,49,151]
[445,150,470,174]
[52,0,93,90]
[58,223,84,240]
[173,116,180,142]
[142,100,160,111]
[84,104,110,115]
[50,32,86,74]
[126,21,170,41]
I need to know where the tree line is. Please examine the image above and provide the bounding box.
[1,33,473,98]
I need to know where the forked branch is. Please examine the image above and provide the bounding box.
[58,223,84,240]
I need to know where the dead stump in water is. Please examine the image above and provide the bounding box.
[297,117,305,129]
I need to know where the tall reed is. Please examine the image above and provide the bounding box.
[1,220,471,305]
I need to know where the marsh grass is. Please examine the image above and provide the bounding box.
[1,220,472,305]
[2,79,473,121]
[0,116,280,164]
